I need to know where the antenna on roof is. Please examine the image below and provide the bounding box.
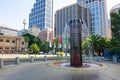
[23,19,26,30]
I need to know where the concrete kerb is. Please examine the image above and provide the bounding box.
[48,60,106,71]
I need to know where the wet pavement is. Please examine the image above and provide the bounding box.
[0,61,120,80]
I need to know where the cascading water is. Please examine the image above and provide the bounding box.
[81,19,95,62]
[63,19,95,62]
[62,23,70,56]
[51,19,104,69]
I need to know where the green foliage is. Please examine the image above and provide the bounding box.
[30,44,40,54]
[24,36,29,43]
[22,33,42,48]
[107,38,120,50]
[53,39,59,51]
[84,35,109,56]
[40,42,49,53]
[24,52,29,55]
[82,40,89,52]
[110,9,120,40]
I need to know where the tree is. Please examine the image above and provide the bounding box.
[40,42,49,53]
[30,44,40,58]
[85,35,109,56]
[107,38,120,50]
[97,36,108,56]
[110,9,120,40]
[88,35,100,55]
[24,36,30,51]
[22,33,42,48]
[34,37,38,44]
[53,38,59,52]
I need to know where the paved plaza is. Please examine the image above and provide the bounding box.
[0,60,120,80]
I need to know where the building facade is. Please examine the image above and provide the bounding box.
[29,0,53,30]
[0,35,27,54]
[38,28,53,43]
[0,24,18,36]
[77,0,108,37]
[28,26,40,37]
[111,3,120,13]
[55,3,91,38]
[17,29,29,36]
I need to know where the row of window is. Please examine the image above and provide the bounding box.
[0,39,25,45]
[30,10,45,17]
[0,39,15,43]
[0,47,15,50]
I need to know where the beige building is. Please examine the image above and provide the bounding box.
[0,24,18,36]
[111,3,120,13]
[38,28,53,43]
[28,26,40,37]
[0,35,27,54]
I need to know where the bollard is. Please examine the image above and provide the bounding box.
[44,56,47,61]
[15,57,20,65]
[0,59,4,68]
[56,55,59,61]
[113,55,117,63]
[30,56,34,63]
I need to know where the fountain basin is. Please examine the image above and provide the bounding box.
[50,61,105,71]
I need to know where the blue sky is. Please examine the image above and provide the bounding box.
[0,0,120,30]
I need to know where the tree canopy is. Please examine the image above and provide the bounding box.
[110,9,120,40]
[22,33,42,48]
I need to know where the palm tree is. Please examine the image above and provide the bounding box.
[24,37,30,52]
[53,39,59,52]
[89,35,101,55]
[34,37,38,44]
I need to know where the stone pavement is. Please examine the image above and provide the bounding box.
[0,61,120,80]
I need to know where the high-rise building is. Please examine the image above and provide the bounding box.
[77,0,108,37]
[55,3,91,38]
[29,0,53,30]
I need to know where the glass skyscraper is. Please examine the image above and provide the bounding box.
[29,0,53,30]
[77,0,108,36]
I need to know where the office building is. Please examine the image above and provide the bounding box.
[55,3,91,38]
[77,0,108,37]
[29,0,53,30]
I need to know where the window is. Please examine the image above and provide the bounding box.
[0,39,3,42]
[0,47,3,50]
[6,40,10,42]
[11,47,15,50]
[12,40,15,43]
[5,47,9,49]
[22,41,24,45]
